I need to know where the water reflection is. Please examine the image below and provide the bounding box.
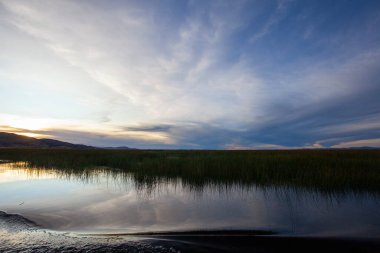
[0,163,380,237]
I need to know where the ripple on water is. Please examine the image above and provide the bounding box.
[0,211,182,253]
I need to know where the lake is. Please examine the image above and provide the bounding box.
[1,160,380,252]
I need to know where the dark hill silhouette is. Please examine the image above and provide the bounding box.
[0,132,93,149]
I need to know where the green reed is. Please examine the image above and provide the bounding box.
[0,148,379,194]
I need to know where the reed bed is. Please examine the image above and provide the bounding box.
[0,149,379,194]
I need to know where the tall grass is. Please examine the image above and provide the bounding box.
[0,149,379,194]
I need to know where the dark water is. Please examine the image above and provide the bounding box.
[1,163,380,252]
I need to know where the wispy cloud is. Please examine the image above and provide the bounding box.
[0,0,380,148]
[0,0,264,125]
[332,139,380,149]
[249,0,293,43]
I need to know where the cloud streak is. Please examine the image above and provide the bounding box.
[0,0,379,148]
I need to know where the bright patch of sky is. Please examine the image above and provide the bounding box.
[0,0,380,149]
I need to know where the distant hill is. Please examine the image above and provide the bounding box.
[101,146,135,150]
[0,132,94,149]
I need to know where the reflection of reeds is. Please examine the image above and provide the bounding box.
[0,149,379,194]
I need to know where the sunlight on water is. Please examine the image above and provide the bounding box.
[0,166,56,183]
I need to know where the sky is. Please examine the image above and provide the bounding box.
[0,0,380,149]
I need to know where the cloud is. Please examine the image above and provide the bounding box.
[332,139,380,149]
[0,115,175,146]
[249,0,293,43]
[0,0,264,126]
[0,1,380,148]
[124,124,174,133]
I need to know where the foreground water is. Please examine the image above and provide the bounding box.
[1,162,380,252]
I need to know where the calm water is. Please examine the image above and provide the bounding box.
[1,162,380,238]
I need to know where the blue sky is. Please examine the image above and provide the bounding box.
[0,0,380,149]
